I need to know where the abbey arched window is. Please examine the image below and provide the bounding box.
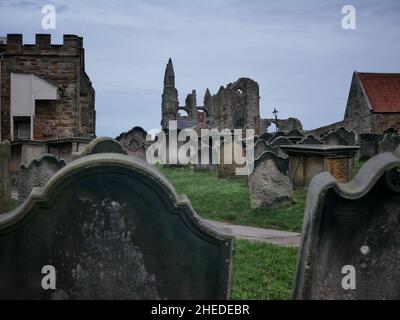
[234,107,245,129]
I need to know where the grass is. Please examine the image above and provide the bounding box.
[160,166,306,232]
[353,159,365,178]
[232,240,298,300]
[11,199,20,210]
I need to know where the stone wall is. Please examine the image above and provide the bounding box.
[343,74,374,134]
[306,121,345,137]
[261,117,303,133]
[0,34,95,141]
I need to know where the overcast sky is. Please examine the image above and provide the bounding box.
[1,0,399,136]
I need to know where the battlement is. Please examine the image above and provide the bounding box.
[0,34,83,55]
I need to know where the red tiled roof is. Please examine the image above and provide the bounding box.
[357,72,400,113]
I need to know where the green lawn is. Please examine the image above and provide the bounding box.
[353,159,364,177]
[11,199,20,210]
[232,240,298,300]
[160,166,306,232]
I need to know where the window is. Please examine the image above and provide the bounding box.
[14,117,31,140]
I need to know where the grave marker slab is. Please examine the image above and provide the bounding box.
[299,135,323,145]
[294,147,400,299]
[72,137,127,160]
[17,154,66,202]
[248,151,292,208]
[321,131,348,146]
[116,127,148,160]
[359,134,382,161]
[0,154,234,299]
[379,133,400,154]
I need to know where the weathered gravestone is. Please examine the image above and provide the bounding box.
[72,136,127,160]
[248,151,292,208]
[258,132,273,141]
[254,139,287,159]
[0,154,233,299]
[299,135,323,145]
[359,133,382,161]
[0,140,11,214]
[287,129,304,144]
[336,127,356,146]
[321,130,348,146]
[379,133,400,154]
[294,146,400,299]
[383,128,398,135]
[270,136,294,147]
[17,154,66,202]
[268,131,286,142]
[116,127,148,160]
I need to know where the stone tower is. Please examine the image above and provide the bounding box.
[161,58,179,128]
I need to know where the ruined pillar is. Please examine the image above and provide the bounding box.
[0,140,11,213]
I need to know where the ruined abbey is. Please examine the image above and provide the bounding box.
[161,58,261,134]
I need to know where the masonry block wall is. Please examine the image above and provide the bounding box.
[0,34,95,141]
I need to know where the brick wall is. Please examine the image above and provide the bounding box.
[0,34,95,141]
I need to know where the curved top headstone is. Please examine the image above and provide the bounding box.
[299,135,323,145]
[268,131,286,142]
[0,154,233,299]
[321,130,348,146]
[270,136,294,147]
[254,139,287,160]
[20,153,65,170]
[72,137,127,160]
[258,132,273,141]
[287,129,304,138]
[294,146,400,300]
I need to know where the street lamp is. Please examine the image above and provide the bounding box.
[272,108,279,132]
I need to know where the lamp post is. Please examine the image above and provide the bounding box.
[272,108,279,132]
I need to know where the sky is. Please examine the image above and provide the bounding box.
[1,0,399,137]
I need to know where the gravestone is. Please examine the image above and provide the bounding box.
[379,133,400,154]
[254,139,286,159]
[248,151,292,208]
[299,135,323,145]
[258,132,273,141]
[336,127,356,146]
[72,137,127,160]
[321,131,348,146]
[0,154,234,299]
[287,129,304,144]
[116,127,148,160]
[17,154,66,202]
[270,136,293,147]
[383,128,398,135]
[0,140,11,214]
[294,146,400,299]
[359,133,381,161]
[268,131,286,142]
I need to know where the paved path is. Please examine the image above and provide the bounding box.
[205,220,301,247]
